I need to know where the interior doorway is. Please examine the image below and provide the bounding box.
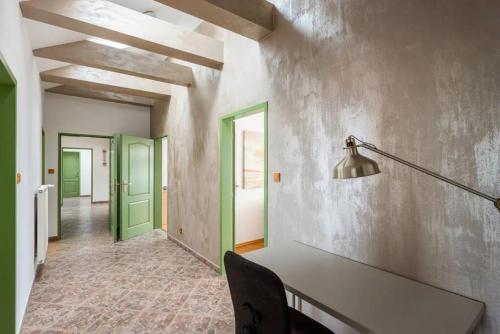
[219,103,268,272]
[0,53,17,334]
[234,113,265,254]
[154,136,168,232]
[58,134,111,239]
[161,137,168,231]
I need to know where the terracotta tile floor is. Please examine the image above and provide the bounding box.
[22,197,234,334]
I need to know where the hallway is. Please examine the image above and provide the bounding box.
[22,198,234,333]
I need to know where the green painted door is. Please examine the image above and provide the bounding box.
[119,135,154,240]
[62,151,80,198]
[0,54,17,334]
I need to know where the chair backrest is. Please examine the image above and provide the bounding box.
[224,251,290,334]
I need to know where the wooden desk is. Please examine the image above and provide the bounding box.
[244,241,484,334]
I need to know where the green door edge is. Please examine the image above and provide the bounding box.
[219,102,269,274]
[57,133,112,239]
[61,148,93,200]
[0,53,17,334]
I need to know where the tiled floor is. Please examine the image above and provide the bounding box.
[22,197,234,334]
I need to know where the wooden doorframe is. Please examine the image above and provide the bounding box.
[0,53,17,334]
[61,147,93,200]
[57,133,112,238]
[219,102,268,274]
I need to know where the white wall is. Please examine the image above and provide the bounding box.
[234,112,265,244]
[0,1,43,332]
[62,137,111,201]
[63,148,92,196]
[44,93,150,237]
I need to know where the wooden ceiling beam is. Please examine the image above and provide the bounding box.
[46,85,155,107]
[41,65,171,100]
[20,0,224,68]
[155,0,274,41]
[34,40,193,86]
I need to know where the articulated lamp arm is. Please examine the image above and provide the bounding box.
[336,135,500,211]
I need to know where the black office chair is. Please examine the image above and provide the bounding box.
[224,251,334,334]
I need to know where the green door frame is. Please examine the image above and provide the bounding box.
[153,135,168,230]
[57,133,112,238]
[61,147,93,200]
[0,53,17,334]
[219,102,268,274]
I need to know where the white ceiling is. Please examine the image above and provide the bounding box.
[22,0,202,85]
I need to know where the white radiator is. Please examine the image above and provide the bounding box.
[36,185,54,264]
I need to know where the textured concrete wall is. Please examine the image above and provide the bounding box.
[156,0,500,332]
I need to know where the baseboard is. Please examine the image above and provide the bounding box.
[167,233,220,273]
[92,200,109,204]
[48,236,60,242]
[35,263,45,282]
[235,238,265,248]
[80,195,90,197]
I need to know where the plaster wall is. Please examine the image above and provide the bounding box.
[0,1,44,332]
[44,93,150,237]
[153,0,499,332]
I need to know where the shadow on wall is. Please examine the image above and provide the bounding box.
[260,1,498,333]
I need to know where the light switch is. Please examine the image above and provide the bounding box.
[273,172,281,183]
[48,169,55,174]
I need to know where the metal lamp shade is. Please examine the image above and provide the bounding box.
[333,145,380,179]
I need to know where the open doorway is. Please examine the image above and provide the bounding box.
[161,137,168,231]
[234,113,265,254]
[220,103,268,272]
[58,134,111,239]
[154,136,168,232]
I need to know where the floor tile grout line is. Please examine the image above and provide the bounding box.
[23,197,234,333]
